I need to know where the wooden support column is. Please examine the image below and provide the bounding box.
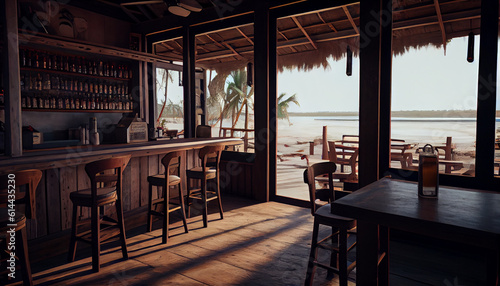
[359,0,384,187]
[254,2,271,202]
[269,12,277,200]
[475,0,498,183]
[379,0,392,176]
[146,40,155,139]
[183,25,196,138]
[2,0,22,156]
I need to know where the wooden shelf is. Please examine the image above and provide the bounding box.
[18,29,173,63]
[20,67,130,82]
[22,108,132,113]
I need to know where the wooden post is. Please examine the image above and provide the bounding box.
[253,2,271,202]
[322,126,328,160]
[2,0,22,156]
[475,0,498,184]
[309,142,314,155]
[183,25,196,138]
[359,0,386,187]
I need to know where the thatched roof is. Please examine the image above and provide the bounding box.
[153,0,484,73]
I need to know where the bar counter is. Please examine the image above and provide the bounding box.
[0,137,244,242]
[0,137,243,173]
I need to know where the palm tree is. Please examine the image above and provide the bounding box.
[225,69,254,130]
[277,92,300,125]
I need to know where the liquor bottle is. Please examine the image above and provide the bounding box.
[57,93,64,110]
[21,94,26,108]
[42,52,47,69]
[50,94,56,109]
[26,93,32,108]
[20,49,26,67]
[20,74,25,91]
[77,57,82,73]
[36,73,42,91]
[98,61,104,76]
[44,92,50,109]
[71,57,76,73]
[75,93,80,110]
[118,65,123,78]
[34,51,39,68]
[52,54,57,70]
[64,93,70,109]
[27,50,32,67]
[82,57,87,74]
[90,94,96,110]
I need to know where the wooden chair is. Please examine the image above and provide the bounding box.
[327,141,358,183]
[195,125,212,138]
[68,155,131,273]
[186,145,224,228]
[0,169,42,286]
[147,151,189,244]
[304,162,356,286]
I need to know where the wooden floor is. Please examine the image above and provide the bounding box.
[6,195,488,285]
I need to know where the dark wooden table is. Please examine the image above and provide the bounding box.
[332,177,500,285]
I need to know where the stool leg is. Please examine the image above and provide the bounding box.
[201,177,208,228]
[305,218,319,286]
[328,226,339,278]
[115,194,128,260]
[68,204,79,262]
[162,185,169,244]
[91,205,101,272]
[339,227,348,286]
[215,175,223,220]
[177,183,189,234]
[147,183,153,232]
[186,177,192,218]
[18,226,33,286]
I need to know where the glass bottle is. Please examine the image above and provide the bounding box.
[418,144,439,198]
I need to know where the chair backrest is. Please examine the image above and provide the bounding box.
[199,145,224,173]
[85,155,131,200]
[328,141,359,173]
[161,150,183,184]
[305,162,336,215]
[196,125,212,138]
[0,169,42,219]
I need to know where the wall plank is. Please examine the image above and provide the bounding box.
[46,168,61,234]
[130,158,140,210]
[59,167,77,230]
[36,172,47,237]
[139,156,149,207]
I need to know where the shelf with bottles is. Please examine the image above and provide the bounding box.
[19,47,133,80]
[21,90,134,112]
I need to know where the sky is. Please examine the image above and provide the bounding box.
[277,35,484,113]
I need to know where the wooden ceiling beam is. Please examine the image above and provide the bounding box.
[433,0,447,49]
[317,12,337,32]
[291,16,317,49]
[236,27,254,46]
[205,34,226,49]
[342,6,359,35]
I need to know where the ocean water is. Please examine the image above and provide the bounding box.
[277,116,480,151]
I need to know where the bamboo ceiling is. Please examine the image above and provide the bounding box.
[153,0,485,73]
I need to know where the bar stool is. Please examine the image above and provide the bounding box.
[186,145,224,228]
[68,155,131,273]
[147,151,189,244]
[0,169,42,286]
[195,125,212,138]
[303,162,356,286]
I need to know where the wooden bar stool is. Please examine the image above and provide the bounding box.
[147,151,189,244]
[303,162,356,286]
[186,145,224,228]
[0,169,42,286]
[68,155,131,273]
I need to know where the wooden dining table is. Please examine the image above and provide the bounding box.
[331,177,500,285]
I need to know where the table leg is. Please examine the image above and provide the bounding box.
[379,226,390,285]
[357,220,380,285]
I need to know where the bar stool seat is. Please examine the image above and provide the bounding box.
[68,155,131,273]
[69,187,117,207]
[147,151,189,244]
[148,174,181,186]
[186,145,224,228]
